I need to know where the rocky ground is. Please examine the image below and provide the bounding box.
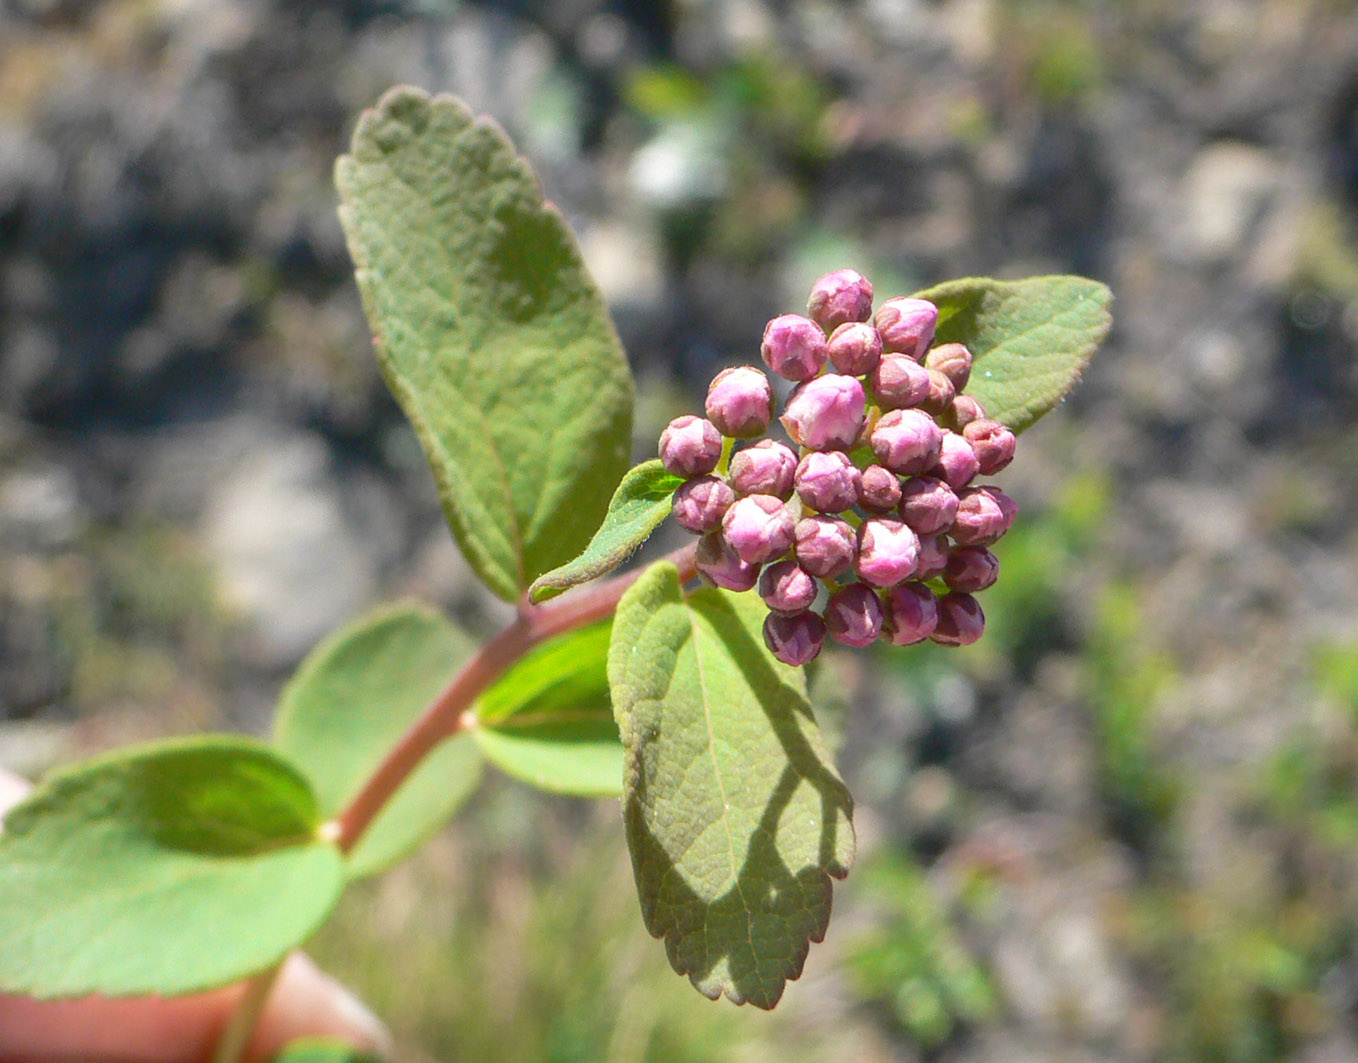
[4,0,1358,1060]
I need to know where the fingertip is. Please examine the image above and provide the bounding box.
[247,954,392,1062]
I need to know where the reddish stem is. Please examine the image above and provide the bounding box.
[332,543,698,854]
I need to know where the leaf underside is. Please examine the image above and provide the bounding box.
[608,563,855,1009]
[528,459,682,603]
[337,86,634,601]
[913,275,1113,434]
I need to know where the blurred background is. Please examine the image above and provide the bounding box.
[3,0,1358,1059]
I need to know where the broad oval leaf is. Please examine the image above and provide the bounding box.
[0,736,344,998]
[273,601,483,879]
[474,618,621,796]
[337,87,634,601]
[270,1038,383,1063]
[608,563,855,1009]
[913,275,1112,433]
[528,459,682,603]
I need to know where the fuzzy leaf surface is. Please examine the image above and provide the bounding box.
[474,618,621,795]
[273,602,482,879]
[337,86,634,601]
[0,737,343,998]
[914,275,1112,433]
[528,459,682,603]
[608,563,855,1009]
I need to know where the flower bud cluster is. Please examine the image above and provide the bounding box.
[658,269,1020,666]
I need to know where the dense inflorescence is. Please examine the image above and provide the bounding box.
[658,269,1018,666]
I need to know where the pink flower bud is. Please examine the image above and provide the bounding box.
[898,475,959,535]
[931,592,985,646]
[963,418,1017,475]
[826,322,883,376]
[793,514,857,579]
[924,342,972,390]
[914,533,950,580]
[951,486,1017,547]
[824,584,885,647]
[705,365,773,438]
[795,450,862,514]
[871,353,931,410]
[658,415,722,478]
[874,297,938,359]
[721,494,796,564]
[948,394,988,430]
[870,408,943,475]
[759,559,820,615]
[807,269,874,331]
[763,610,826,666]
[696,531,760,592]
[943,545,999,592]
[920,368,956,416]
[856,517,920,588]
[882,582,939,645]
[781,374,866,451]
[729,439,797,499]
[932,431,980,490]
[761,313,828,381]
[671,475,735,533]
[858,464,903,513]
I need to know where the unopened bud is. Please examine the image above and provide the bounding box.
[781,374,866,451]
[882,582,939,645]
[763,610,826,666]
[898,475,959,535]
[914,533,950,580]
[924,342,972,391]
[963,418,1017,475]
[659,415,722,478]
[825,584,885,647]
[858,464,903,513]
[920,367,956,416]
[793,514,857,579]
[696,531,760,592]
[943,545,999,592]
[759,560,820,615]
[874,297,938,359]
[951,486,1017,546]
[671,475,735,533]
[826,322,883,376]
[932,431,980,490]
[807,269,874,331]
[856,517,920,588]
[931,592,985,646]
[869,408,943,475]
[761,314,828,381]
[871,353,931,410]
[729,439,797,499]
[705,366,773,438]
[948,394,987,430]
[721,494,796,564]
[795,450,862,513]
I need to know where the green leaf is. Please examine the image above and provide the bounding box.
[528,459,682,603]
[273,602,483,879]
[608,563,855,1009]
[913,275,1112,433]
[270,1038,383,1063]
[0,736,343,998]
[474,618,621,796]
[337,87,634,601]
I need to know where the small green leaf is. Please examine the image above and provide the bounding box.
[337,87,634,601]
[913,275,1112,433]
[0,737,343,998]
[474,619,621,796]
[274,602,483,879]
[608,563,855,1009]
[270,1038,383,1063]
[528,459,682,603]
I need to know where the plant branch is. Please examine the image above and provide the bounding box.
[331,542,698,854]
[213,963,282,1063]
